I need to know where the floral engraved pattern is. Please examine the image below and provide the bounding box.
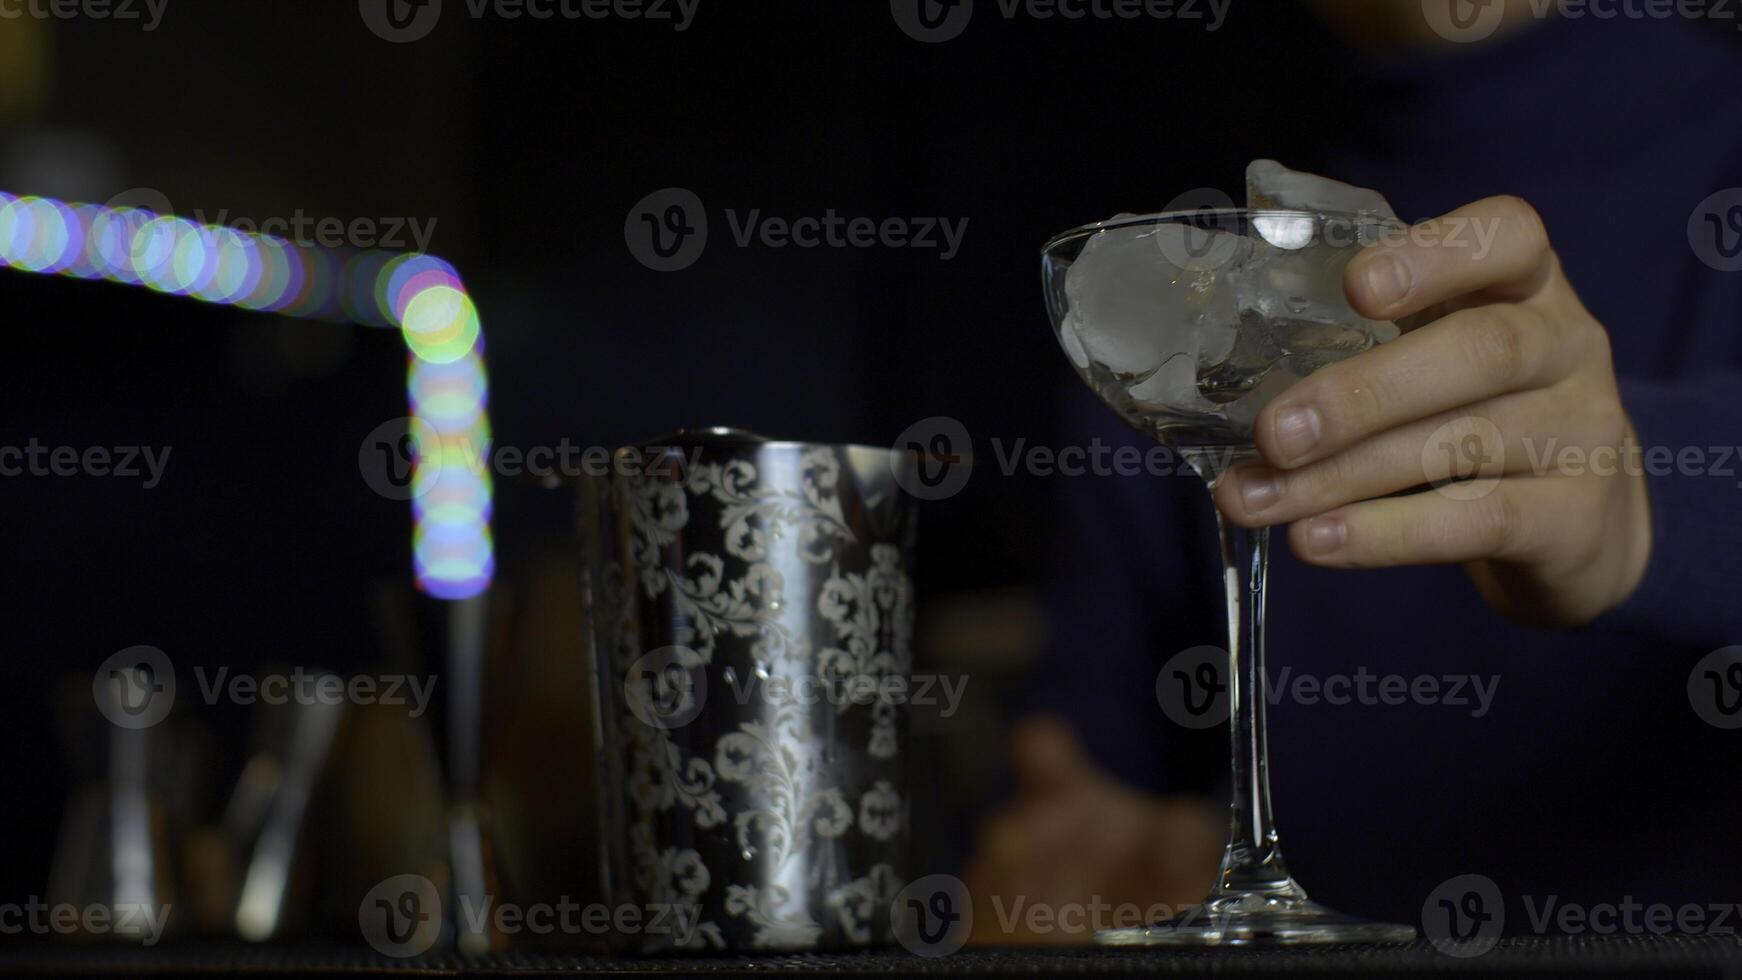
[664,553,796,663]
[723,882,821,950]
[627,476,689,599]
[597,442,912,951]
[857,781,902,842]
[826,864,901,945]
[715,707,854,869]
[631,836,725,950]
[815,544,914,759]
[688,448,855,565]
[627,727,725,830]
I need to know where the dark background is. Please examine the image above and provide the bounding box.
[7,0,1697,944]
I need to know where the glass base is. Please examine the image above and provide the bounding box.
[1096,895,1417,946]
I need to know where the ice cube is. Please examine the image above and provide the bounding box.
[1229,239,1400,363]
[1062,220,1243,380]
[1126,351,1208,415]
[1246,159,1395,218]
[1223,364,1298,433]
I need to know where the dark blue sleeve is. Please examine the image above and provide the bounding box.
[1596,373,1742,648]
[1023,388,1225,795]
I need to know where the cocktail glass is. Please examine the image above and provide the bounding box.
[1040,208,1417,945]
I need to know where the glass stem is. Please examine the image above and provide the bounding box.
[1210,511,1304,903]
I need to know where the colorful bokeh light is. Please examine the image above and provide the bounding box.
[0,191,493,600]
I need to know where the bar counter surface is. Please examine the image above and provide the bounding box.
[5,936,1742,978]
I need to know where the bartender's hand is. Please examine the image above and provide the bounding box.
[963,716,1221,944]
[1213,196,1652,627]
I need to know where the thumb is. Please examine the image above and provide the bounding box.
[1010,714,1100,796]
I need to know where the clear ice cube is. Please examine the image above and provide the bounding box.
[1192,161,1404,419]
[1062,220,1244,414]
[1246,159,1396,219]
[1061,163,1403,440]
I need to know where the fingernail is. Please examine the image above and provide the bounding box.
[1273,406,1321,462]
[1303,516,1346,556]
[1238,469,1281,514]
[1363,254,1411,309]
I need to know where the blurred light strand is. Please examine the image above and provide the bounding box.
[0,191,493,600]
